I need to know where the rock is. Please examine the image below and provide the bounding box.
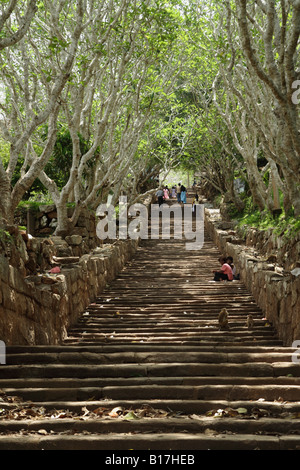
[40,216,48,228]
[26,254,37,274]
[39,227,53,234]
[266,264,275,271]
[65,235,83,246]
[41,275,58,285]
[56,245,73,257]
[26,275,42,285]
[49,219,58,228]
[53,256,80,265]
[39,204,56,213]
[230,237,245,245]
[49,236,65,245]
[70,227,88,237]
[291,268,300,277]
[47,211,57,219]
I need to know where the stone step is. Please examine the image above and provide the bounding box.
[2,383,300,402]
[1,417,300,439]
[7,344,291,354]
[0,203,298,450]
[4,351,295,365]
[1,432,300,450]
[64,339,283,346]
[69,319,271,326]
[2,374,300,388]
[2,399,300,416]
[1,361,299,378]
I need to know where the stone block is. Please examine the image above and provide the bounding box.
[0,255,9,283]
[39,204,56,213]
[65,235,83,246]
[47,210,57,219]
[70,227,88,237]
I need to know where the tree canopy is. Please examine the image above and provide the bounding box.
[0,0,299,234]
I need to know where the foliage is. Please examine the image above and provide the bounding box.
[43,126,91,190]
[0,0,299,237]
[236,196,300,241]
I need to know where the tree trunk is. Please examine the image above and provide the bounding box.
[54,202,72,238]
[0,169,12,225]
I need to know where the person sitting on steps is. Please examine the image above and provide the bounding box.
[226,256,240,280]
[212,256,233,282]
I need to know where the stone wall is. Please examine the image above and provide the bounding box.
[15,204,98,255]
[0,237,140,346]
[1,195,153,346]
[205,207,300,347]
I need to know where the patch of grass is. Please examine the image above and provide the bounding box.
[17,200,41,211]
[17,191,54,212]
[235,197,300,242]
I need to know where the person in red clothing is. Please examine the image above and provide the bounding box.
[213,256,233,281]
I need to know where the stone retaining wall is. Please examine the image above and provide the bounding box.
[205,207,300,347]
[0,238,140,346]
[15,205,99,256]
[1,195,154,346]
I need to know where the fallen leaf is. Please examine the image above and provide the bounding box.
[224,407,239,417]
[123,411,139,420]
[109,407,123,418]
[251,408,269,419]
[213,409,225,417]
[37,429,47,435]
[92,407,105,416]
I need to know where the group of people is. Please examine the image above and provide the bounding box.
[212,256,240,282]
[156,183,187,206]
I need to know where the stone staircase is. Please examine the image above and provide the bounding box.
[0,197,300,450]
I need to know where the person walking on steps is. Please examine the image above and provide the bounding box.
[177,184,181,203]
[156,188,164,206]
[180,184,187,204]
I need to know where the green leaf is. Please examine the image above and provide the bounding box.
[123,411,139,420]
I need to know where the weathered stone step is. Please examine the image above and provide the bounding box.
[1,397,300,416]
[1,416,300,438]
[81,312,265,320]
[70,339,280,347]
[2,398,300,416]
[83,315,264,323]
[64,339,283,346]
[88,303,260,310]
[2,361,299,379]
[83,308,264,315]
[7,344,291,354]
[69,326,272,335]
[67,330,277,340]
[71,318,269,326]
[4,351,294,365]
[0,432,300,450]
[3,383,300,402]
[87,298,257,305]
[2,374,300,389]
